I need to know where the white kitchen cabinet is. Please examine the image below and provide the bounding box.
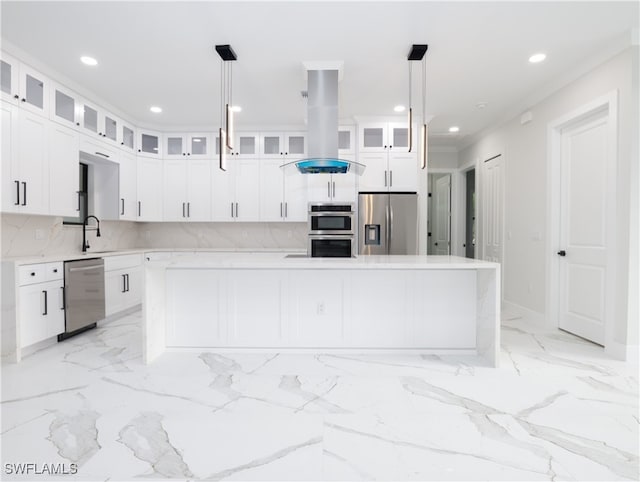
[260,159,308,222]
[137,129,162,158]
[50,82,82,130]
[227,270,286,346]
[0,53,19,105]
[164,133,211,160]
[212,158,260,221]
[104,254,142,317]
[228,131,260,159]
[137,157,163,221]
[338,125,356,156]
[307,155,357,203]
[358,121,415,153]
[18,262,64,348]
[16,62,49,116]
[2,108,49,215]
[119,151,137,220]
[359,151,417,192]
[120,122,136,152]
[163,158,211,221]
[260,131,307,159]
[48,123,80,217]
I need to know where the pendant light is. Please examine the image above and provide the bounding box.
[215,44,237,171]
[407,44,428,169]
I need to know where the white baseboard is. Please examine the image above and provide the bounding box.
[605,338,640,363]
[502,300,548,327]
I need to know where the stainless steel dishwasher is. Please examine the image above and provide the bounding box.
[59,258,105,340]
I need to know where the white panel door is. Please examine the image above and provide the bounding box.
[283,169,308,221]
[234,159,261,221]
[105,269,127,317]
[558,114,612,345]
[212,164,235,221]
[260,158,285,222]
[137,157,163,221]
[48,123,80,217]
[388,152,417,192]
[482,155,503,264]
[17,109,49,215]
[331,173,357,203]
[307,173,333,202]
[434,175,451,255]
[186,159,211,221]
[358,152,387,192]
[163,160,188,221]
[19,283,47,347]
[1,102,19,212]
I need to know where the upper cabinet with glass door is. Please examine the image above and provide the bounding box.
[230,132,259,159]
[164,133,212,160]
[50,82,82,130]
[358,121,416,154]
[137,129,162,158]
[120,123,136,152]
[338,126,356,156]
[0,53,49,116]
[260,131,306,159]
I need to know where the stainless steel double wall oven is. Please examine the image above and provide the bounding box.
[307,202,355,257]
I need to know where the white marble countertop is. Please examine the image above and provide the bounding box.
[150,253,500,270]
[1,248,303,266]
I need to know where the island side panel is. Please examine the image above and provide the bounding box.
[1,261,19,363]
[143,262,167,363]
[475,267,500,367]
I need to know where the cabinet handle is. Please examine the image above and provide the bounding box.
[332,182,336,197]
[14,180,20,205]
[384,171,388,187]
[231,202,234,218]
[280,202,283,217]
[121,142,124,145]
[327,181,331,198]
[61,286,65,310]
[95,151,110,158]
[390,170,393,187]
[389,145,393,149]
[126,274,130,292]
[21,182,26,206]
[98,132,103,136]
[235,202,239,218]
[182,202,186,218]
[187,203,190,218]
[384,145,387,149]
[121,274,126,293]
[77,122,80,126]
[77,191,81,211]
[42,290,48,316]
[21,98,26,102]
[187,153,190,156]
[121,198,125,215]
[138,149,141,152]
[285,202,288,218]
[138,201,141,217]
[183,153,186,156]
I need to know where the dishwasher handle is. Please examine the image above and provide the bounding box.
[67,264,103,273]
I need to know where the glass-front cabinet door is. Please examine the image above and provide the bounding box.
[50,83,81,129]
[188,133,211,159]
[338,126,356,156]
[285,132,306,158]
[164,134,186,159]
[358,122,388,153]
[233,132,259,159]
[137,130,162,158]
[388,122,415,152]
[121,124,135,151]
[261,133,283,157]
[104,114,118,143]
[0,53,19,104]
[18,64,48,115]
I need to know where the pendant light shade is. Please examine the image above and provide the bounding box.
[216,44,237,170]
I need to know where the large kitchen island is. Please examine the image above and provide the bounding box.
[144,253,501,367]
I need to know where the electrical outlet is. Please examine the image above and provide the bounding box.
[35,229,44,240]
[242,230,248,238]
[145,230,151,240]
[287,230,293,239]
[317,302,325,315]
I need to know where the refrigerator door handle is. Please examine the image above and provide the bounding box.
[385,202,391,251]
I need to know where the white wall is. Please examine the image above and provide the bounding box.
[459,47,637,350]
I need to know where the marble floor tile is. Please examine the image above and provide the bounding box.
[1,310,638,481]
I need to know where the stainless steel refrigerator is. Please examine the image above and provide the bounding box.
[358,192,418,255]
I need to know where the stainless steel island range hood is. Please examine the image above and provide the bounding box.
[282,68,364,175]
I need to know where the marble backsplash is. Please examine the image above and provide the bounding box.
[137,222,308,251]
[1,213,140,258]
[1,214,308,258]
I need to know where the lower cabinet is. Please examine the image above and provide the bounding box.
[18,262,65,348]
[104,254,142,316]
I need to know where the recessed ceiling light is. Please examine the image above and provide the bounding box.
[80,56,98,66]
[476,101,488,109]
[394,105,406,112]
[528,53,546,64]
[449,126,460,133]
[231,105,242,113]
[150,106,162,113]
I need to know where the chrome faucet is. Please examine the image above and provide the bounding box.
[82,215,101,252]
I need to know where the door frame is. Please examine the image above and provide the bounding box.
[546,90,618,347]
[428,167,460,256]
[458,164,477,259]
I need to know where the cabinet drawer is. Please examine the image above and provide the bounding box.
[104,253,142,272]
[45,262,63,281]
[18,264,45,286]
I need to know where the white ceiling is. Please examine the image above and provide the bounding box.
[1,1,637,148]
